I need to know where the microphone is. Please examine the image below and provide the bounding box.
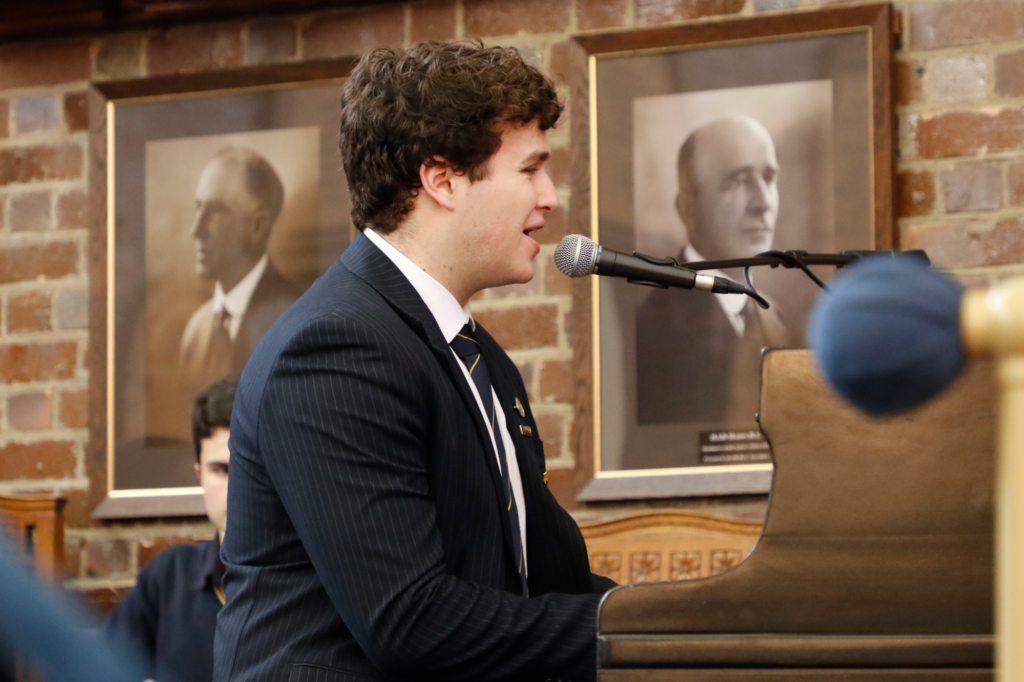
[554,234,748,295]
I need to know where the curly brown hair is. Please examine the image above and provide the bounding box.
[338,40,563,234]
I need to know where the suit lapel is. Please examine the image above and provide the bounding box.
[342,233,514,545]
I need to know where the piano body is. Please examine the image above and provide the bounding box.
[596,348,996,681]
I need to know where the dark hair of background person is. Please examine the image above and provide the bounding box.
[191,377,237,462]
[338,40,563,234]
[211,146,286,227]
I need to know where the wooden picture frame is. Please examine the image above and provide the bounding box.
[89,60,356,519]
[564,5,897,503]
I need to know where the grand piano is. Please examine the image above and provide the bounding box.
[596,348,996,681]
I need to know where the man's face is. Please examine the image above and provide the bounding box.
[684,118,780,261]
[455,122,558,290]
[190,157,264,283]
[194,427,230,539]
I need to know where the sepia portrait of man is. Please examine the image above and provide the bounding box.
[637,115,789,424]
[630,81,834,434]
[178,147,303,391]
[141,127,322,464]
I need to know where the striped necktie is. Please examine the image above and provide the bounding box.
[449,322,528,596]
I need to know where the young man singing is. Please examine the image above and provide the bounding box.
[215,41,615,682]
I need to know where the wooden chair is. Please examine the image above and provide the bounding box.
[0,493,68,682]
[579,510,763,584]
[0,493,67,584]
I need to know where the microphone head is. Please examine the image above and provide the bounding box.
[554,235,599,278]
[806,255,966,416]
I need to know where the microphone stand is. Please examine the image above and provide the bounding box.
[635,249,931,309]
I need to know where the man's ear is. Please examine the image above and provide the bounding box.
[194,463,202,482]
[249,209,273,248]
[419,158,459,212]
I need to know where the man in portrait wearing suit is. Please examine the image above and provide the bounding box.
[179,146,302,391]
[214,41,617,682]
[637,115,789,425]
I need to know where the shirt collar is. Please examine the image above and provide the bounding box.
[364,228,472,343]
[191,537,226,591]
[212,254,269,320]
[684,242,749,327]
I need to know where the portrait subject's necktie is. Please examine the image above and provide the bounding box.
[449,323,528,597]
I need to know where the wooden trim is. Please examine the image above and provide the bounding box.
[578,510,763,540]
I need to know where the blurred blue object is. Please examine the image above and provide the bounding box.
[0,542,146,682]
[806,255,966,415]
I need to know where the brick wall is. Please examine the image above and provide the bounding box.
[0,0,1017,605]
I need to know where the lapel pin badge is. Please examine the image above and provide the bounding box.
[514,397,526,418]
[519,424,533,437]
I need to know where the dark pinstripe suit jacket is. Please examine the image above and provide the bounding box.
[214,232,615,682]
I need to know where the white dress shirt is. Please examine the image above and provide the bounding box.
[212,254,269,341]
[684,244,747,337]
[364,228,528,572]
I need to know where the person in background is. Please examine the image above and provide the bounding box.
[104,377,235,682]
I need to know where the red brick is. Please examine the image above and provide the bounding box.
[539,360,574,402]
[544,258,573,295]
[996,49,1024,97]
[84,538,131,577]
[897,60,925,106]
[897,170,935,218]
[534,412,564,458]
[0,241,78,284]
[303,6,404,60]
[410,0,457,42]
[246,20,296,65]
[548,41,574,87]
[63,92,88,133]
[0,341,77,383]
[465,0,570,35]
[7,290,51,333]
[474,305,559,349]
[578,0,629,30]
[9,190,51,232]
[0,440,75,480]
[535,205,568,245]
[64,536,82,579]
[916,108,1024,159]
[910,0,1024,51]
[0,143,83,186]
[139,535,212,568]
[57,189,88,231]
[636,0,744,23]
[148,25,245,76]
[8,392,52,430]
[0,100,8,139]
[0,40,90,90]
[76,586,131,616]
[1009,160,1024,206]
[62,489,98,529]
[58,388,87,429]
[941,163,1002,213]
[905,219,1024,268]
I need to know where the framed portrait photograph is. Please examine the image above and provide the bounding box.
[572,5,896,501]
[91,61,356,518]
